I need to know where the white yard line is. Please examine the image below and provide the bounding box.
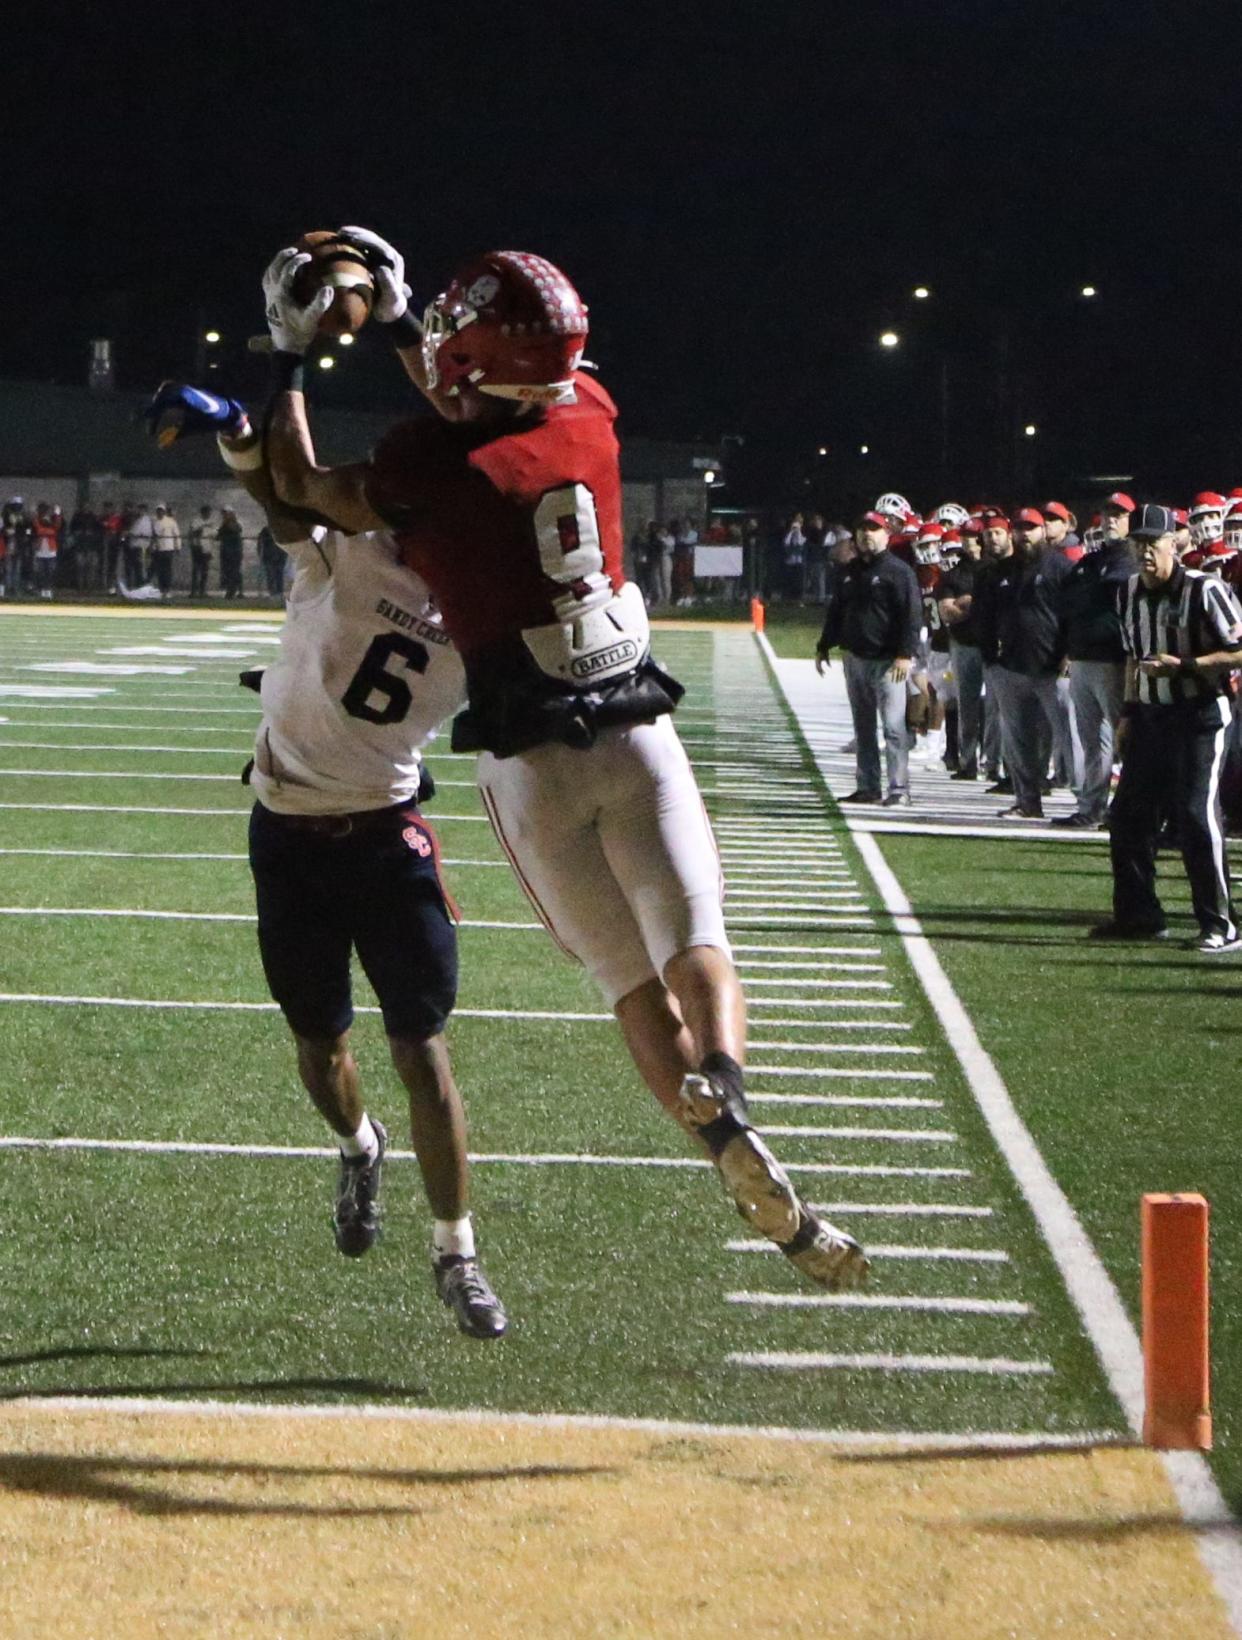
[727,1239,1008,1263]
[763,638,1242,1633]
[0,848,507,866]
[747,1066,934,1081]
[755,1124,955,1143]
[0,905,542,930]
[0,803,492,820]
[728,1352,1053,1375]
[0,993,612,1022]
[744,1041,924,1054]
[747,1094,941,1108]
[727,1292,1029,1315]
[807,1202,994,1218]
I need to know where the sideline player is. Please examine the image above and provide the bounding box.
[253,231,868,1292]
[143,382,507,1339]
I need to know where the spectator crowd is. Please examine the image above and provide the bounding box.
[0,497,282,601]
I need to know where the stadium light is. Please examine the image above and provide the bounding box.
[703,470,716,484]
[338,333,355,347]
[204,330,221,344]
[817,446,828,457]
[318,355,336,371]
[879,331,900,349]
[1024,423,1038,437]
[913,286,931,300]
[1080,285,1098,298]
[860,444,870,455]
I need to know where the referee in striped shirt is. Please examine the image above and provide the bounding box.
[1092,503,1242,952]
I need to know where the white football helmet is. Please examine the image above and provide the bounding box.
[1189,491,1225,547]
[935,502,969,530]
[874,492,912,524]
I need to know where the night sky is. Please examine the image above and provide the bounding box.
[6,1,1241,510]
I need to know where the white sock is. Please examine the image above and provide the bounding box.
[432,1215,475,1261]
[339,1112,379,1162]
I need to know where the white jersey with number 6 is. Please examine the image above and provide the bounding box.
[251,529,466,816]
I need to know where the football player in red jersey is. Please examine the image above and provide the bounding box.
[257,229,867,1294]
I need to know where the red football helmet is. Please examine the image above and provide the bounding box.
[1189,490,1226,547]
[421,251,589,406]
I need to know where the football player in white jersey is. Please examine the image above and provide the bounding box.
[144,382,506,1340]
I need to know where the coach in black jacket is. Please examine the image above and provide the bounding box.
[816,510,922,806]
[984,510,1076,819]
[1057,530,1137,826]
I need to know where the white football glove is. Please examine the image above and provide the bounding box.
[337,225,412,324]
[261,247,333,355]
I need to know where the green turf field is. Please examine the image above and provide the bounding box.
[1,606,1230,1502]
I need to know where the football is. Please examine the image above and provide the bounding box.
[290,231,374,336]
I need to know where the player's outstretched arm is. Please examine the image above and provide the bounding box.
[335,225,465,422]
[260,247,386,535]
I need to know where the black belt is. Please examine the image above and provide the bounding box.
[261,803,413,839]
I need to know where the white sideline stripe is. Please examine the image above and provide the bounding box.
[738,959,883,971]
[0,686,114,698]
[727,1239,1008,1263]
[728,1353,1053,1376]
[748,1065,934,1081]
[0,994,612,1022]
[807,1202,994,1218]
[763,640,1242,1633]
[755,1125,956,1143]
[745,1041,924,1055]
[9,1397,1117,1449]
[0,906,542,931]
[726,1292,1029,1316]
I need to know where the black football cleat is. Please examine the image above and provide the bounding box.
[333,1120,387,1257]
[434,1255,508,1339]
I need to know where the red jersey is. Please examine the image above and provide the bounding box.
[367,373,624,661]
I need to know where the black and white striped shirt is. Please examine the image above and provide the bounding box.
[1118,565,1242,705]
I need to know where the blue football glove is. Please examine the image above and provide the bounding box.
[143,381,249,448]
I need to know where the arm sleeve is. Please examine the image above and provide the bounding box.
[900,562,922,655]
[817,570,843,653]
[1201,577,1242,646]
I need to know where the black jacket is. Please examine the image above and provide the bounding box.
[937,558,980,647]
[817,550,922,660]
[975,547,1072,675]
[1061,540,1138,662]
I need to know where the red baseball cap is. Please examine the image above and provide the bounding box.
[1043,500,1073,524]
[857,510,888,528]
[1011,508,1045,527]
[981,514,1011,532]
[1103,491,1136,513]
[1173,508,1189,526]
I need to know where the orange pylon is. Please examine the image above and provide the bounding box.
[1142,1193,1212,1449]
[750,597,765,632]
